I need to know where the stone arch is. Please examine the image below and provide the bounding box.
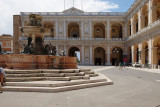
[151,0,160,22]
[111,23,123,38]
[94,47,105,65]
[141,5,149,28]
[142,42,149,65]
[111,47,123,66]
[133,44,139,63]
[68,46,80,57]
[133,13,139,33]
[93,22,105,38]
[127,20,131,37]
[152,36,160,65]
[68,22,80,38]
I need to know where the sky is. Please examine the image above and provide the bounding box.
[0,0,135,35]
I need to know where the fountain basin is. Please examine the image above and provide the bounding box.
[0,54,77,69]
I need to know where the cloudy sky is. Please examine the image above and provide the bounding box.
[0,0,135,35]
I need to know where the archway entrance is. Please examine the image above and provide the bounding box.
[153,37,160,66]
[68,47,80,57]
[111,47,123,66]
[94,47,105,65]
[68,22,80,38]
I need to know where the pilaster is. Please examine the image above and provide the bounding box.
[107,21,110,38]
[148,39,152,65]
[82,45,84,64]
[131,46,134,63]
[90,45,93,65]
[64,21,66,38]
[81,21,84,39]
[107,45,111,65]
[89,21,92,38]
[55,21,58,38]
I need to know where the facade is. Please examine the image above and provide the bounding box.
[0,34,13,53]
[13,0,160,68]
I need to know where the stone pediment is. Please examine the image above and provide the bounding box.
[63,7,84,15]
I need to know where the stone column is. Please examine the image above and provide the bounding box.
[64,21,66,38]
[131,18,134,35]
[148,39,152,66]
[138,44,142,64]
[138,11,142,30]
[55,21,58,38]
[107,21,110,38]
[82,45,84,65]
[89,21,92,38]
[124,23,127,38]
[131,46,134,63]
[107,45,111,65]
[148,0,152,24]
[81,21,84,39]
[90,45,93,65]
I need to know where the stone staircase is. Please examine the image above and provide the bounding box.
[2,69,113,93]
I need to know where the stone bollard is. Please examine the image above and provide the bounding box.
[158,65,160,69]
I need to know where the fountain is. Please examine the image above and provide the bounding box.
[0,14,77,69]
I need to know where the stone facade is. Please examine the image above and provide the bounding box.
[0,34,13,53]
[13,0,160,68]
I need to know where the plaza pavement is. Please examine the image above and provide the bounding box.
[0,66,160,107]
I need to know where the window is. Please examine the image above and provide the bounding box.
[6,41,10,47]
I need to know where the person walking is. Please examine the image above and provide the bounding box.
[0,67,6,93]
[119,62,122,70]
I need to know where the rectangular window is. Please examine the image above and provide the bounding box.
[6,41,10,47]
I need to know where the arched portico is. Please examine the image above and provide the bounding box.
[111,47,123,66]
[93,23,105,38]
[94,47,105,65]
[68,22,80,38]
[141,42,149,65]
[111,23,123,38]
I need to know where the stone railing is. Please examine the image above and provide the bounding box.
[20,12,125,16]
[44,37,126,41]
[127,19,160,40]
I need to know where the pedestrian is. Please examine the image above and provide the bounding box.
[119,62,122,70]
[0,67,6,93]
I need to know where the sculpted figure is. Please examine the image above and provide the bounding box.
[29,14,42,26]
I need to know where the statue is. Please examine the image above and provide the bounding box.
[29,14,42,27]
[59,50,66,56]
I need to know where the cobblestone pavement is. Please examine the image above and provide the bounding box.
[0,66,160,107]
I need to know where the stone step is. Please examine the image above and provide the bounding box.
[69,75,90,80]
[6,77,70,82]
[62,72,85,77]
[6,72,85,78]
[4,69,79,74]
[82,71,95,74]
[2,81,108,93]
[6,73,65,77]
[79,69,91,72]
[87,74,99,77]
[4,79,107,87]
